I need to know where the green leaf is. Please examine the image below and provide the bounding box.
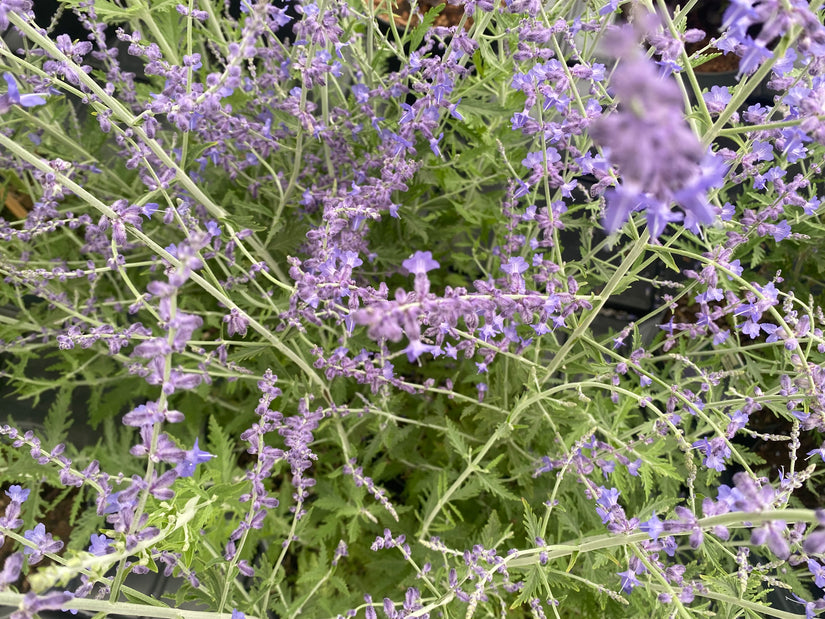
[511,564,543,608]
[43,384,73,446]
[521,498,540,543]
[471,49,485,78]
[690,53,723,70]
[408,4,444,51]
[477,471,519,502]
[207,415,236,484]
[444,418,470,460]
[649,244,680,273]
[480,509,502,547]
[220,214,267,232]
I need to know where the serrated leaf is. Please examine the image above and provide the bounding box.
[207,415,235,484]
[220,214,267,232]
[444,418,470,459]
[227,345,271,363]
[690,52,723,69]
[450,477,483,502]
[43,384,73,445]
[480,509,502,547]
[408,4,444,51]
[477,471,519,502]
[521,498,540,543]
[511,565,543,608]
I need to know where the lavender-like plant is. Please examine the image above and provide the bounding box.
[1,0,825,617]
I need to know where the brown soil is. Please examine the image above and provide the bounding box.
[686,36,741,73]
[370,0,469,29]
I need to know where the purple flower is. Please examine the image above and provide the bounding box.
[737,37,772,77]
[0,552,23,590]
[691,437,731,471]
[5,485,30,503]
[703,85,732,114]
[13,590,74,618]
[808,559,825,588]
[88,534,114,556]
[22,523,64,564]
[645,197,684,239]
[601,183,647,235]
[807,443,825,462]
[790,594,825,619]
[617,568,641,593]
[803,529,825,555]
[223,308,250,337]
[640,512,664,541]
[1,72,49,114]
[122,403,165,427]
[403,340,441,363]
[751,520,789,560]
[175,438,215,478]
[402,251,439,275]
[595,486,621,523]
[590,23,716,239]
[501,256,529,275]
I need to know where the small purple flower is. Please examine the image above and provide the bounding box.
[22,523,64,564]
[808,559,825,588]
[595,487,621,523]
[88,534,114,556]
[14,590,74,618]
[403,340,441,363]
[223,308,250,337]
[751,520,789,560]
[501,256,529,275]
[1,72,49,114]
[402,251,439,275]
[617,568,641,593]
[803,529,825,555]
[5,485,30,503]
[703,85,731,114]
[175,438,215,478]
[141,203,160,218]
[601,183,646,235]
[122,403,165,427]
[599,0,620,16]
[692,437,731,472]
[0,552,23,590]
[640,512,664,541]
[808,443,825,462]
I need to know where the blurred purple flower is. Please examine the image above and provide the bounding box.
[591,22,720,238]
[12,590,73,619]
[1,72,49,114]
[223,308,250,337]
[402,251,439,275]
[0,552,23,591]
[703,85,732,114]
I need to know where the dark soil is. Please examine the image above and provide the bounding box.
[371,0,469,29]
